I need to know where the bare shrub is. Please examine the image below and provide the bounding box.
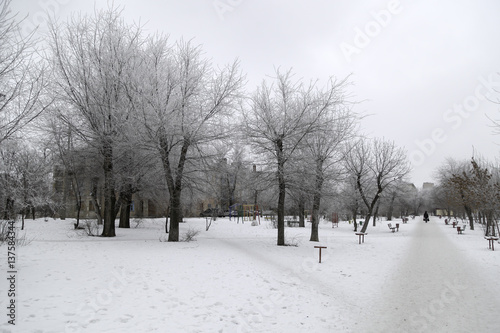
[159,227,200,242]
[181,228,200,242]
[74,220,100,237]
[0,220,34,246]
[133,218,144,228]
[14,232,34,246]
[284,234,301,247]
[0,220,9,244]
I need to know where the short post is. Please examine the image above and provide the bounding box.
[314,246,327,263]
[355,232,366,244]
[485,236,499,251]
[396,223,400,232]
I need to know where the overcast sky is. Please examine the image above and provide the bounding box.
[11,0,500,188]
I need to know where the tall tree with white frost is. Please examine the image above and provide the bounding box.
[48,7,143,237]
[344,138,411,234]
[436,158,474,228]
[244,69,347,246]
[135,36,243,241]
[0,0,50,145]
[304,101,357,242]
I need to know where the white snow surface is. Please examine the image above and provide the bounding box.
[1,216,499,333]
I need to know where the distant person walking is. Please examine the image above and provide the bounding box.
[423,211,429,223]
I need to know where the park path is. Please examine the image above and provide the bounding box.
[360,217,500,333]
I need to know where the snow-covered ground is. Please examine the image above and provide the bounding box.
[1,215,499,332]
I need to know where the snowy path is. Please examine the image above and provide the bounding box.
[361,217,500,333]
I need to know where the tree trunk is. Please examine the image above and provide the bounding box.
[165,138,190,242]
[90,178,103,225]
[75,204,81,229]
[386,192,396,221]
[298,198,305,228]
[486,212,495,236]
[464,204,474,230]
[60,166,68,220]
[309,192,320,241]
[357,171,383,233]
[73,178,82,229]
[361,214,371,233]
[310,160,324,242]
[101,141,116,237]
[373,201,380,226]
[276,138,285,246]
[360,194,381,233]
[352,205,358,231]
[165,206,170,233]
[4,198,14,220]
[118,191,132,228]
[168,189,181,241]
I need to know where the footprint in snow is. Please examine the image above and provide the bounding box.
[118,314,134,323]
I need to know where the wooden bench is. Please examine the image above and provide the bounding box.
[387,223,397,233]
[286,220,300,227]
[355,232,366,244]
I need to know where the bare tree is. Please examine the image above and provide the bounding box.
[135,36,244,241]
[304,102,357,241]
[244,69,346,245]
[339,176,362,231]
[48,7,143,236]
[0,141,54,227]
[444,157,500,234]
[0,0,50,145]
[435,158,474,227]
[344,138,411,233]
[381,180,413,221]
[287,169,311,228]
[43,110,87,227]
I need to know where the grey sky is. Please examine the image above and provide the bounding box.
[11,0,500,187]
